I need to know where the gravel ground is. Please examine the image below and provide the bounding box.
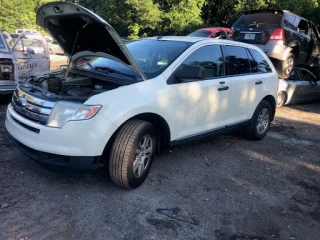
[0,94,319,239]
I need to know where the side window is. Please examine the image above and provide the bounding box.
[249,49,272,73]
[298,19,309,35]
[13,36,44,53]
[183,45,224,78]
[283,14,296,30]
[224,45,251,75]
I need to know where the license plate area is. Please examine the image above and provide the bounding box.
[244,33,256,40]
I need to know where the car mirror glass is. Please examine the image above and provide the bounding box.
[26,47,35,54]
[174,64,205,83]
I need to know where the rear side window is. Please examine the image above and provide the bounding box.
[283,14,296,30]
[183,45,224,78]
[298,19,309,35]
[224,46,251,75]
[249,49,272,73]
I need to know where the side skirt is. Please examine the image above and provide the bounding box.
[169,120,250,148]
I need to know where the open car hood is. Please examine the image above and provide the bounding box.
[36,1,146,80]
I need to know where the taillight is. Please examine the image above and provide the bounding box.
[270,28,284,40]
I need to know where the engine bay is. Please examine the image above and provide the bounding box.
[21,69,122,101]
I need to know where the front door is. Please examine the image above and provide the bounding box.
[296,19,311,63]
[11,34,50,81]
[168,44,229,140]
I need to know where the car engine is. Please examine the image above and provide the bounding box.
[22,69,122,101]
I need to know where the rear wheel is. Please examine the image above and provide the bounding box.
[244,100,272,140]
[278,53,295,79]
[109,120,156,189]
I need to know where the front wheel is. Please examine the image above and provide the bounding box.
[244,100,272,140]
[109,120,156,189]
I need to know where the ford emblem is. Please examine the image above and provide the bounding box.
[19,97,27,106]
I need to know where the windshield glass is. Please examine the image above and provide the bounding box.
[188,30,211,37]
[233,12,283,27]
[77,39,193,80]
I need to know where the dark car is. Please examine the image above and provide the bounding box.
[232,10,320,79]
[188,27,232,39]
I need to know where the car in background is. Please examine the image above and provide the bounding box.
[8,33,50,82]
[0,31,16,94]
[15,29,38,34]
[1,31,12,44]
[5,2,278,189]
[232,10,320,79]
[48,40,64,55]
[277,67,320,107]
[188,27,232,39]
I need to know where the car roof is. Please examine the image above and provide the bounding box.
[143,36,209,43]
[140,36,266,50]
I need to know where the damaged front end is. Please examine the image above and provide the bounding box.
[12,64,128,128]
[20,67,123,102]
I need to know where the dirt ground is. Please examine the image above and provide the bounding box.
[0,88,319,239]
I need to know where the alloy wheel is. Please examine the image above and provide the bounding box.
[133,134,153,178]
[256,108,270,135]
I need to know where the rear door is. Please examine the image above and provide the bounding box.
[11,34,50,81]
[222,45,262,124]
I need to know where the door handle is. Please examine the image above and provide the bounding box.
[255,80,263,85]
[219,81,225,84]
[218,86,229,91]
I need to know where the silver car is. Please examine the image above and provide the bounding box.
[277,67,320,107]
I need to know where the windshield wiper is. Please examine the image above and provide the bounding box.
[86,62,137,80]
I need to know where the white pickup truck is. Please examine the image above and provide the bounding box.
[0,32,50,94]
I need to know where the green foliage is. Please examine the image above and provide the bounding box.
[0,0,319,38]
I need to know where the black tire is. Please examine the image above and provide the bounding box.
[109,120,156,189]
[277,91,287,107]
[278,53,295,79]
[244,100,272,140]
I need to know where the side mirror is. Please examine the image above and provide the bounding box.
[26,47,35,54]
[174,64,205,83]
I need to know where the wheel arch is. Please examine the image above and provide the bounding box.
[287,40,300,60]
[100,113,171,163]
[262,95,276,120]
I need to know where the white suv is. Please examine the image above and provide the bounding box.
[5,2,278,189]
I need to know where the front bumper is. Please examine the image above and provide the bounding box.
[0,81,16,95]
[5,104,118,157]
[13,138,98,175]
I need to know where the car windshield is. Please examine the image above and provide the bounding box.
[233,12,283,27]
[188,30,211,37]
[77,39,193,80]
